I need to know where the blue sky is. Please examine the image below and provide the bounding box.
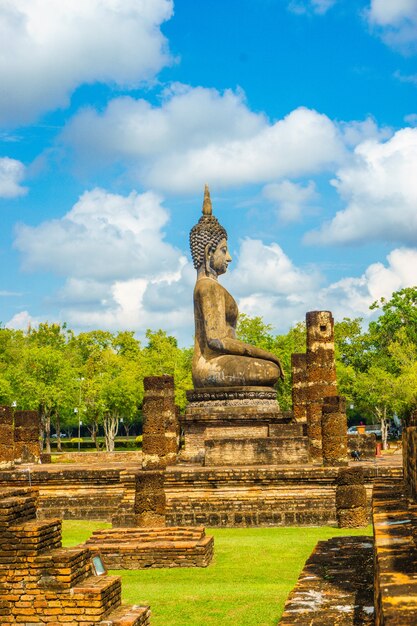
[1,0,417,345]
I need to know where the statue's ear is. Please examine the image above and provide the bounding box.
[204,242,212,276]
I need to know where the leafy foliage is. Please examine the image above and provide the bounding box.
[1,287,416,452]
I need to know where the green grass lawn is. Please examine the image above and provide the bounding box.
[62,520,372,626]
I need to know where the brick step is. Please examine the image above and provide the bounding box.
[10,575,123,622]
[35,545,92,588]
[98,604,151,626]
[88,525,206,543]
[70,574,122,617]
[85,527,214,569]
[9,517,62,555]
[0,491,38,527]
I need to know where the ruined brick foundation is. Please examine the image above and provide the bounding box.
[0,486,150,625]
[84,526,214,570]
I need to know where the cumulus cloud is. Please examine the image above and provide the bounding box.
[0,0,173,125]
[13,187,194,341]
[225,243,417,334]
[320,247,417,319]
[62,86,345,192]
[6,310,39,331]
[263,180,318,222]
[0,158,27,198]
[15,188,185,280]
[305,127,417,245]
[10,200,417,342]
[367,0,417,52]
[60,268,194,342]
[216,239,323,331]
[338,117,392,148]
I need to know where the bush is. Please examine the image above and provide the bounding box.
[135,435,143,443]
[70,437,83,443]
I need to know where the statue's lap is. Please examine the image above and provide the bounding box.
[193,355,280,388]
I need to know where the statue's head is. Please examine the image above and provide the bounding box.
[190,186,231,276]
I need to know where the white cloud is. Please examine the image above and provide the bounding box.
[405,113,417,126]
[0,158,27,198]
[218,239,324,331]
[319,247,417,319]
[226,239,322,297]
[368,0,417,26]
[288,0,337,15]
[14,188,184,280]
[6,310,39,331]
[62,86,346,192]
[263,180,318,222]
[60,270,194,342]
[338,117,392,148]
[367,0,417,52]
[225,242,417,334]
[0,0,173,125]
[305,127,417,245]
[11,203,417,344]
[13,187,194,342]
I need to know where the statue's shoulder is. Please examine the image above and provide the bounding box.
[194,277,223,299]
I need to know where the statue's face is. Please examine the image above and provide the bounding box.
[209,238,232,276]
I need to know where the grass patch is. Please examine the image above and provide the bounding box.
[62,521,372,626]
[61,520,111,546]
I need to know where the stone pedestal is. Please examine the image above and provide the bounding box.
[182,386,308,466]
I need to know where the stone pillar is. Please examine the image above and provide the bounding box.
[305,311,337,463]
[135,471,166,527]
[0,406,14,467]
[142,375,178,470]
[336,467,367,528]
[14,410,41,464]
[321,396,348,467]
[291,353,307,423]
[165,405,180,466]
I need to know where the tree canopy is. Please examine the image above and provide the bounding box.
[1,287,416,451]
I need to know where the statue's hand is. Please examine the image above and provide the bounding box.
[267,352,284,379]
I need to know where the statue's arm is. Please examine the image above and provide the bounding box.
[197,281,284,375]
[219,336,284,375]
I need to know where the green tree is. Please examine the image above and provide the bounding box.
[143,330,192,411]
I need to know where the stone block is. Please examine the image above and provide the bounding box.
[337,467,365,485]
[0,406,13,426]
[204,436,309,466]
[336,507,368,528]
[336,485,367,509]
[14,411,40,430]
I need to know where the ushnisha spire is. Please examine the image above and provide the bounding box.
[202,184,212,216]
[189,185,228,270]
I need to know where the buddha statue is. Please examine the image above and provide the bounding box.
[189,186,284,389]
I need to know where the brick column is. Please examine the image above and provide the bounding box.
[135,471,166,527]
[321,396,348,466]
[291,353,307,423]
[305,311,337,463]
[14,410,41,464]
[142,375,178,470]
[0,406,14,467]
[336,467,367,528]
